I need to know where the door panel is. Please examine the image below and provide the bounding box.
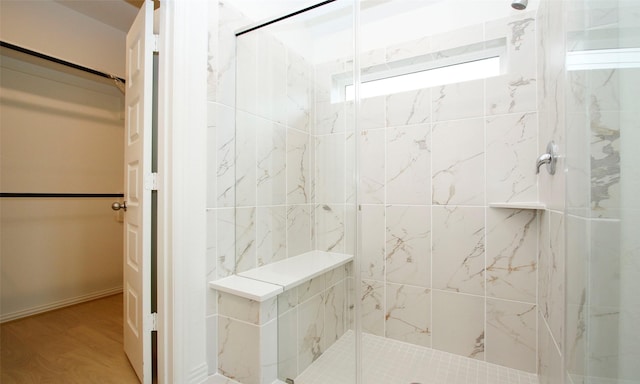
[124,1,153,382]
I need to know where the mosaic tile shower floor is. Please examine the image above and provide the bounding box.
[294,331,539,384]
[207,330,540,384]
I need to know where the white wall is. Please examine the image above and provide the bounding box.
[0,51,125,322]
[0,0,127,78]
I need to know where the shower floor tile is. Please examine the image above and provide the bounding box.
[294,330,539,384]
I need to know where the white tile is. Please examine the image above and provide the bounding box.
[589,219,621,307]
[218,316,260,384]
[386,124,431,205]
[286,50,314,133]
[360,204,385,281]
[359,130,385,204]
[485,15,537,116]
[315,133,346,204]
[286,129,311,204]
[385,205,431,288]
[256,122,286,206]
[256,31,287,125]
[235,207,256,273]
[360,96,386,130]
[235,31,258,115]
[215,104,235,208]
[432,290,485,360]
[538,312,563,384]
[432,206,485,295]
[386,89,431,128]
[277,306,299,379]
[216,208,235,278]
[361,279,385,337]
[485,298,536,373]
[297,293,325,373]
[547,210,565,350]
[324,280,347,350]
[432,118,485,206]
[385,36,431,63]
[260,319,278,384]
[207,315,218,375]
[217,291,277,325]
[432,79,484,122]
[315,204,345,253]
[565,216,587,379]
[486,208,537,303]
[385,283,431,347]
[256,206,286,267]
[235,112,257,207]
[431,23,485,54]
[486,112,538,203]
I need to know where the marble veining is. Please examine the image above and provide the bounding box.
[256,122,286,206]
[385,206,431,287]
[360,130,385,204]
[235,207,256,273]
[385,283,431,347]
[486,209,537,303]
[361,280,384,337]
[486,113,538,202]
[509,18,535,50]
[386,89,431,127]
[590,106,620,217]
[256,206,286,266]
[386,125,430,205]
[216,108,235,207]
[432,118,485,206]
[486,298,537,372]
[432,206,485,295]
[286,130,310,204]
[315,204,345,253]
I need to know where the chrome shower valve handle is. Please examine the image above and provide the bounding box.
[536,141,558,175]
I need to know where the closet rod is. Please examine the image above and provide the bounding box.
[0,41,126,84]
[0,193,125,198]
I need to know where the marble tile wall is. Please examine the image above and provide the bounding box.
[207,1,354,379]
[217,293,278,384]
[347,10,540,374]
[204,1,640,382]
[536,0,566,382]
[277,265,351,380]
[562,1,640,384]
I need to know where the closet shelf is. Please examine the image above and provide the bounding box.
[489,202,546,210]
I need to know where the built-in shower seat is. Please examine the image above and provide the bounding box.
[209,251,353,384]
[209,250,352,302]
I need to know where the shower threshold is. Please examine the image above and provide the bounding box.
[293,330,539,384]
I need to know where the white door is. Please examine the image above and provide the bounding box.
[124,1,153,383]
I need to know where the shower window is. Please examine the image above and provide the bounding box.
[336,37,507,101]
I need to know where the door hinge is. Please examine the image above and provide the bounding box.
[145,312,158,332]
[144,172,158,191]
[153,34,159,53]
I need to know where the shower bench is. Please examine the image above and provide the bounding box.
[209,250,353,302]
[209,251,353,384]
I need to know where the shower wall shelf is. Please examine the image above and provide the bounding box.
[209,250,353,302]
[489,202,546,210]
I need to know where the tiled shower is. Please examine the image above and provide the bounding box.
[205,0,640,383]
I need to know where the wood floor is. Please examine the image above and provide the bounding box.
[1,294,140,384]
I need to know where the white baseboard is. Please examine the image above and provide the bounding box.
[0,286,123,323]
